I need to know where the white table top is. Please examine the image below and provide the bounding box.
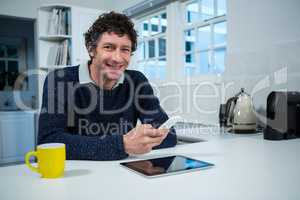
[1,132,300,200]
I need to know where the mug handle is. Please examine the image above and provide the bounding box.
[25,151,39,173]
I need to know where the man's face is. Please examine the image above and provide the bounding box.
[91,32,132,81]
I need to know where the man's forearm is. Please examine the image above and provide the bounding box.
[38,114,128,161]
[39,129,128,160]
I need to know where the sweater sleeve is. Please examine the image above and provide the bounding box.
[38,70,128,161]
[135,72,177,149]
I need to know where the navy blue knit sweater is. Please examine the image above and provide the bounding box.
[38,66,177,160]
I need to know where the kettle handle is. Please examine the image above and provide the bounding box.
[225,96,238,125]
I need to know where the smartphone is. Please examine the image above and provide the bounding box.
[159,116,182,129]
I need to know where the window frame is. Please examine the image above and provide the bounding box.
[133,9,168,81]
[0,37,27,91]
[130,0,227,85]
[183,0,227,77]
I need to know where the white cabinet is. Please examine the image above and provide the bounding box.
[37,4,104,109]
[0,111,35,164]
[71,6,102,65]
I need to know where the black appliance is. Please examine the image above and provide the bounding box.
[263,91,300,140]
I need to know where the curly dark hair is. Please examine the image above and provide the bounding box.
[84,11,138,59]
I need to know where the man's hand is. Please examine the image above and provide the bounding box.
[123,124,168,155]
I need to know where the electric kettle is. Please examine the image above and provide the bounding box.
[223,88,257,133]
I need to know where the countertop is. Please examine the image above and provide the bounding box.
[0,131,299,200]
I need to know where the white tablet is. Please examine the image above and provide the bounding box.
[120,155,214,178]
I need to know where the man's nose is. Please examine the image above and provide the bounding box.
[111,50,123,62]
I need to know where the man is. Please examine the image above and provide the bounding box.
[38,11,177,160]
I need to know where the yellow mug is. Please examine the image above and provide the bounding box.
[25,143,66,178]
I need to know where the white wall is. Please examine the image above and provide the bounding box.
[224,0,300,121]
[110,0,144,12]
[0,0,114,19]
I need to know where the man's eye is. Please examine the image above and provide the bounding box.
[122,48,130,53]
[104,45,113,50]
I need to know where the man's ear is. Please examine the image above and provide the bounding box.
[89,51,94,58]
[88,47,95,58]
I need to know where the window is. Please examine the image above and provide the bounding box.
[130,0,226,82]
[135,10,167,80]
[183,0,227,75]
[0,37,28,91]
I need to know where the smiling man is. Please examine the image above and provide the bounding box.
[38,12,177,160]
